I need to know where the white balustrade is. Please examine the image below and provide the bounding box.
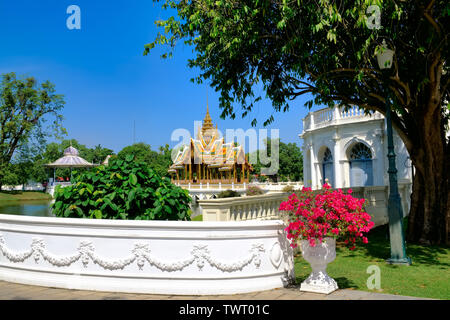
[199,193,289,222]
[0,215,295,295]
[301,105,383,135]
[199,183,412,227]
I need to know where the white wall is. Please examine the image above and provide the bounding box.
[301,109,412,189]
[0,214,295,295]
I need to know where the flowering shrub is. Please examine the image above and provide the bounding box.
[279,184,375,250]
[245,185,265,196]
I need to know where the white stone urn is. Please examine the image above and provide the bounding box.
[299,237,338,294]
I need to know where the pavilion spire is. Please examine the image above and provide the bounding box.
[202,96,214,134]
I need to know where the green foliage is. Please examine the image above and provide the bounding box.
[117,143,172,178]
[192,214,203,221]
[0,72,65,187]
[217,189,241,198]
[147,0,449,243]
[250,138,303,182]
[145,0,448,146]
[245,185,265,196]
[52,155,192,221]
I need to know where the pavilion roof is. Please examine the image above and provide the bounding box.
[46,146,96,168]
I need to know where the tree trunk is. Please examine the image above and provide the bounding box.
[406,112,449,245]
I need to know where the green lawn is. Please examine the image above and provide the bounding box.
[0,191,52,203]
[294,223,450,300]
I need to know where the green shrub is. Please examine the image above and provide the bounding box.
[245,185,265,196]
[52,155,191,220]
[217,189,241,198]
[282,185,295,193]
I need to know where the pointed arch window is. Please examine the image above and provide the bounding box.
[350,143,372,160]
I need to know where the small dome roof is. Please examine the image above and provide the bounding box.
[64,146,79,156]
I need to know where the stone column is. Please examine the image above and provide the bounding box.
[302,145,309,187]
[374,128,384,186]
[309,144,316,189]
[333,105,341,122]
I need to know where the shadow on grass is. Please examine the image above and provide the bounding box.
[295,274,358,289]
[0,190,22,195]
[334,277,358,289]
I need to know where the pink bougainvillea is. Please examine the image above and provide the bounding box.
[279,184,375,250]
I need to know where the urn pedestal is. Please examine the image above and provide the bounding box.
[299,237,338,294]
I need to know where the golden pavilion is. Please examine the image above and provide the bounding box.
[169,105,252,184]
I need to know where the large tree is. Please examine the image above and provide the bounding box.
[0,72,66,189]
[145,0,449,245]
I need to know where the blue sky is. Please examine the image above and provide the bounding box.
[0,1,322,154]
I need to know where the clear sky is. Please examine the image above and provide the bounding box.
[0,1,323,154]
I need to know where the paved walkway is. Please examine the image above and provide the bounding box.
[0,280,430,300]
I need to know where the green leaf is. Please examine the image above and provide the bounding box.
[119,212,128,219]
[93,210,102,219]
[64,207,72,217]
[74,206,83,217]
[129,173,138,186]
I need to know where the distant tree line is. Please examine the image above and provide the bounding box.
[249,138,303,183]
[1,140,176,189]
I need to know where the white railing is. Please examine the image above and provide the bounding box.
[340,105,365,118]
[302,105,383,133]
[198,183,412,227]
[1,183,45,191]
[315,108,334,124]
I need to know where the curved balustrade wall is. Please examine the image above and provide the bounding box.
[0,215,295,295]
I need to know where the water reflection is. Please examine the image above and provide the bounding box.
[0,200,54,217]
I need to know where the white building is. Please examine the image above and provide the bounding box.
[300,105,413,190]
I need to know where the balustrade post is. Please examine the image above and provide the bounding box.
[333,105,341,122]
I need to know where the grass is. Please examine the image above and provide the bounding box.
[294,222,450,300]
[0,191,52,203]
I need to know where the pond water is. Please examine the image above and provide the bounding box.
[0,200,54,217]
[0,200,200,219]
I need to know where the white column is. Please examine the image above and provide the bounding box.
[333,105,341,123]
[333,135,341,188]
[374,129,384,186]
[302,145,309,187]
[309,145,316,189]
[310,113,315,130]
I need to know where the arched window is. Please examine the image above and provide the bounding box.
[323,148,333,162]
[350,143,372,160]
[349,143,373,186]
[322,148,334,187]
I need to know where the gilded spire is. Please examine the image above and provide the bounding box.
[202,101,214,133]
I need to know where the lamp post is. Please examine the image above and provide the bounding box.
[376,40,411,265]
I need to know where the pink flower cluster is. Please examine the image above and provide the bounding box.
[279,184,375,250]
